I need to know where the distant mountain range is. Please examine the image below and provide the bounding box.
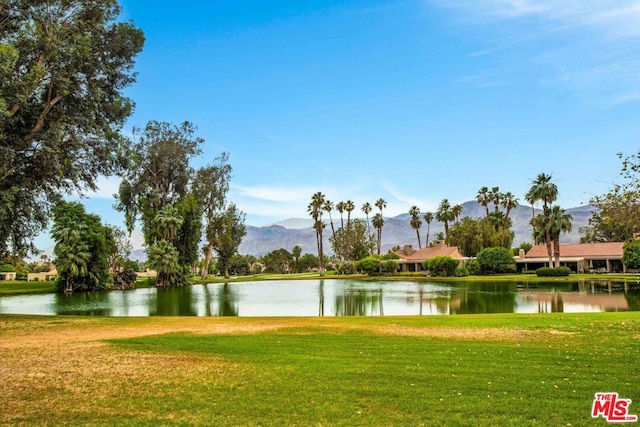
[238,201,597,257]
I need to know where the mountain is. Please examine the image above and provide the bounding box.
[238,202,597,256]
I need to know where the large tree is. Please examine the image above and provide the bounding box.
[527,173,559,263]
[308,192,326,275]
[448,216,514,257]
[408,205,422,248]
[435,199,455,242]
[0,1,144,257]
[213,204,246,279]
[330,219,375,261]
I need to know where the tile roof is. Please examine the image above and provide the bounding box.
[524,242,624,258]
[396,246,463,261]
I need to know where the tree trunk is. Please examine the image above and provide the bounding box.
[416,229,422,249]
[553,232,561,269]
[545,231,553,268]
[201,244,213,279]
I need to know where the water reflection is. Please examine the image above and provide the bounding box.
[0,279,639,317]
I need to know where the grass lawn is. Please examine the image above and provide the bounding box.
[1,313,638,426]
[0,280,55,295]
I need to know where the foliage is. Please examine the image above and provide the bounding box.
[435,199,455,242]
[423,256,459,277]
[297,253,319,272]
[292,245,302,273]
[382,260,398,274]
[382,252,400,260]
[448,217,513,257]
[146,240,179,287]
[355,256,381,276]
[336,261,356,275]
[261,248,293,274]
[52,202,112,292]
[622,239,640,269]
[454,266,470,277]
[113,268,137,289]
[476,247,515,275]
[465,259,481,275]
[307,192,326,275]
[582,152,640,242]
[212,204,247,278]
[330,219,375,261]
[0,0,144,258]
[106,226,132,275]
[216,254,252,276]
[0,263,15,272]
[535,267,571,277]
[512,242,533,257]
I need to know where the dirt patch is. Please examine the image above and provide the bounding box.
[365,325,536,341]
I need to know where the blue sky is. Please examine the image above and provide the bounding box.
[69,0,640,236]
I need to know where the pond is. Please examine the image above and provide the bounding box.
[1,279,639,317]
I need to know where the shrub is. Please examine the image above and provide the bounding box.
[382,260,398,274]
[466,260,481,275]
[382,252,400,260]
[622,239,640,269]
[454,266,470,277]
[113,268,137,289]
[536,267,571,277]
[354,257,380,276]
[476,247,515,274]
[0,264,15,272]
[423,256,459,277]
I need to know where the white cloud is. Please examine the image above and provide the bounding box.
[68,175,122,200]
[432,0,640,105]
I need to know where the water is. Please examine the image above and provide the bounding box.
[0,279,638,317]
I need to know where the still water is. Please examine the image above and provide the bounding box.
[1,279,639,317]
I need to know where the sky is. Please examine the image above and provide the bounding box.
[62,0,640,243]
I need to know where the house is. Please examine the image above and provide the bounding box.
[394,241,465,273]
[0,272,17,281]
[27,265,58,281]
[516,242,625,273]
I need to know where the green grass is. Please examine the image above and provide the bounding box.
[0,280,55,295]
[106,313,639,426]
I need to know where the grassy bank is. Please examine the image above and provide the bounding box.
[1,313,638,425]
[0,280,56,295]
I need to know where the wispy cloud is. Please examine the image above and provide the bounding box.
[431,0,640,105]
[68,176,122,200]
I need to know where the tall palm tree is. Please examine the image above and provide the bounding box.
[548,206,573,268]
[423,211,433,247]
[501,191,519,221]
[375,198,387,215]
[435,199,455,242]
[147,239,180,287]
[452,204,463,223]
[345,200,355,229]
[308,192,326,276]
[361,202,373,238]
[336,201,345,229]
[408,205,422,248]
[530,214,553,268]
[527,173,559,264]
[323,200,335,239]
[154,205,183,242]
[372,212,385,255]
[489,186,503,213]
[476,186,490,217]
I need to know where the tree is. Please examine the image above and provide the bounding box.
[212,204,246,279]
[501,192,519,221]
[452,204,463,223]
[581,152,640,242]
[548,206,573,268]
[527,173,559,264]
[423,256,459,277]
[435,199,455,242]
[622,239,640,269]
[262,248,293,274]
[408,205,422,248]
[448,217,514,257]
[330,219,376,261]
[476,247,515,274]
[323,200,336,240]
[51,202,112,292]
[298,253,319,272]
[146,240,179,287]
[423,212,434,247]
[372,213,385,255]
[489,187,503,213]
[361,202,373,240]
[336,201,345,229]
[292,245,302,273]
[193,153,232,279]
[105,225,132,275]
[308,192,326,275]
[476,187,490,217]
[0,1,144,258]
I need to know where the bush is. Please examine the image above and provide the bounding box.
[0,264,15,272]
[476,247,515,274]
[454,266,470,277]
[113,268,137,289]
[382,260,398,274]
[622,239,640,269]
[536,267,571,277]
[382,252,400,260]
[423,256,459,277]
[466,260,481,275]
[354,257,380,276]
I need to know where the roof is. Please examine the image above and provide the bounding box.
[395,246,463,261]
[524,242,624,259]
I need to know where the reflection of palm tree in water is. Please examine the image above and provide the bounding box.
[217,283,239,316]
[318,280,325,317]
[334,288,384,316]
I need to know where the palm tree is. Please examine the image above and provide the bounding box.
[435,199,455,242]
[345,200,355,229]
[336,201,345,229]
[323,200,335,239]
[489,186,503,213]
[372,212,385,255]
[548,206,573,268]
[501,191,519,221]
[530,214,553,267]
[409,205,422,248]
[308,192,326,276]
[292,245,302,273]
[375,198,387,215]
[527,173,559,264]
[423,211,434,247]
[452,204,463,223]
[147,240,180,287]
[154,205,183,242]
[361,202,373,238]
[56,239,91,292]
[476,187,490,217]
